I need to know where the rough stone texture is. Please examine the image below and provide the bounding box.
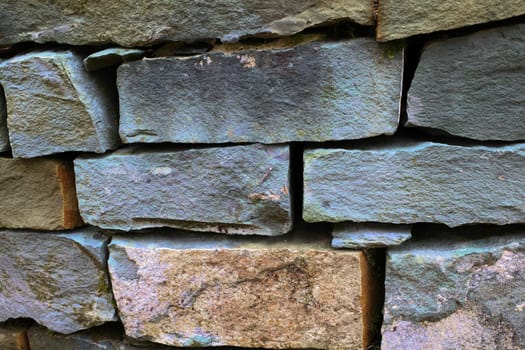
[382,226,525,349]
[84,48,145,72]
[303,140,525,227]
[75,144,291,235]
[108,229,373,349]
[0,50,119,158]
[0,323,29,350]
[118,38,402,144]
[0,228,117,334]
[0,1,373,46]
[332,223,412,249]
[377,0,525,41]
[0,158,83,230]
[407,23,525,141]
[0,87,9,152]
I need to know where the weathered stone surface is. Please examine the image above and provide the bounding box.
[377,0,525,41]
[83,48,145,72]
[0,228,116,334]
[0,323,29,350]
[75,144,291,235]
[303,141,525,227]
[0,50,119,158]
[0,86,9,152]
[407,23,525,141]
[118,38,402,144]
[108,229,375,349]
[0,1,373,46]
[0,158,82,230]
[332,223,411,249]
[382,226,525,349]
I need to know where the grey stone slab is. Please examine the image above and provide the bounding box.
[0,50,119,158]
[0,228,116,334]
[377,0,525,41]
[303,141,525,227]
[74,144,291,235]
[0,0,373,46]
[407,23,525,141]
[118,38,403,144]
[332,223,411,249]
[0,86,9,152]
[83,48,145,72]
[0,157,83,230]
[382,226,525,349]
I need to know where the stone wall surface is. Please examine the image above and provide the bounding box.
[0,2,523,350]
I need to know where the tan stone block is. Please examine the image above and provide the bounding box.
[0,323,29,350]
[0,158,82,230]
[109,231,378,349]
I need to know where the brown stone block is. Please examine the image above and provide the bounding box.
[109,229,379,349]
[0,158,82,230]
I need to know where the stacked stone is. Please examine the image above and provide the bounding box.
[0,0,523,349]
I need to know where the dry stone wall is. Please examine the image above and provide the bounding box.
[0,2,524,350]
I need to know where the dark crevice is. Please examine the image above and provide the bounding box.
[364,248,386,350]
[289,142,303,228]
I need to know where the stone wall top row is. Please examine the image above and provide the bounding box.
[0,0,523,46]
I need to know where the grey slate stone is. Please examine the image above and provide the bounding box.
[0,1,373,46]
[83,48,145,72]
[118,39,402,144]
[303,141,525,227]
[0,50,119,158]
[0,228,116,334]
[407,23,525,141]
[0,86,9,152]
[382,226,525,349]
[332,223,411,249]
[377,0,525,41]
[74,144,291,235]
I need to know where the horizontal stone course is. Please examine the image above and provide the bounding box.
[0,50,119,158]
[0,157,82,230]
[332,223,412,249]
[0,0,373,46]
[377,0,525,41]
[0,228,117,334]
[118,38,402,144]
[304,141,525,227]
[74,144,291,235]
[407,23,525,141]
[382,226,525,349]
[108,229,373,349]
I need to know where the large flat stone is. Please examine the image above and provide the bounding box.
[407,23,525,141]
[118,38,402,144]
[382,226,525,349]
[0,322,29,350]
[108,229,377,349]
[0,158,82,230]
[0,51,119,158]
[0,228,117,334]
[0,87,9,152]
[377,0,525,41]
[75,144,291,235]
[0,1,373,46]
[332,223,412,249]
[303,141,525,227]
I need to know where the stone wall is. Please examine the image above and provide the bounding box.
[0,2,524,349]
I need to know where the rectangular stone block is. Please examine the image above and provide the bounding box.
[74,144,291,235]
[382,226,525,349]
[0,158,82,230]
[332,223,412,249]
[303,141,525,227]
[0,50,119,158]
[118,38,402,144]
[0,323,29,350]
[0,228,117,334]
[108,229,378,349]
[0,87,9,152]
[407,23,525,141]
[377,0,525,41]
[0,0,373,46]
